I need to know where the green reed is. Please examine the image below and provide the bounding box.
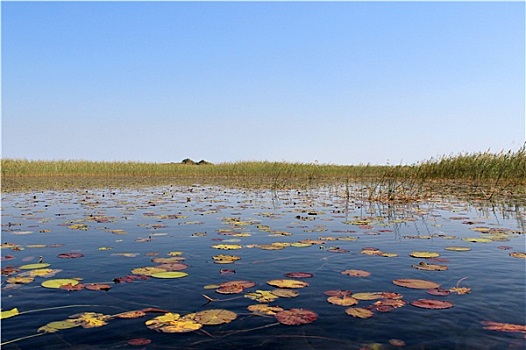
[2,147,525,201]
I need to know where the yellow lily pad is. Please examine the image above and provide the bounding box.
[41,279,79,289]
[267,279,309,289]
[19,263,51,270]
[193,309,237,326]
[1,308,19,319]
[409,251,440,258]
[445,246,472,251]
[150,271,188,279]
[211,244,242,250]
[131,267,167,276]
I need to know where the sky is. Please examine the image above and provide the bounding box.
[2,1,525,165]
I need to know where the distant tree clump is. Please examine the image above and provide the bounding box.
[181,158,212,165]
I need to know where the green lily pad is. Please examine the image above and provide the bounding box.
[41,279,80,289]
[19,263,51,270]
[150,271,188,279]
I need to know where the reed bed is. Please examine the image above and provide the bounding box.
[2,147,525,203]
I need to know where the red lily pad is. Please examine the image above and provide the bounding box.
[426,288,451,296]
[393,278,440,289]
[127,338,152,346]
[324,289,352,297]
[60,283,85,291]
[341,269,371,277]
[57,252,84,259]
[284,272,314,278]
[85,283,111,291]
[275,308,318,325]
[411,299,454,309]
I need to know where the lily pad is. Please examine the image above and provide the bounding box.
[275,308,317,325]
[444,246,472,252]
[193,309,237,325]
[247,304,284,315]
[57,252,84,259]
[411,299,454,309]
[341,269,371,277]
[245,290,280,303]
[41,279,80,289]
[409,251,440,258]
[267,279,309,289]
[412,262,448,271]
[131,267,166,276]
[393,278,440,289]
[345,307,374,319]
[284,272,314,278]
[19,263,51,270]
[151,271,188,279]
[85,283,112,291]
[327,295,358,306]
[1,308,19,319]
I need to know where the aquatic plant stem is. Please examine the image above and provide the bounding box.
[0,332,45,346]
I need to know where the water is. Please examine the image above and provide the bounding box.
[1,185,525,349]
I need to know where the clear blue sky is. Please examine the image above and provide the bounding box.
[2,1,525,165]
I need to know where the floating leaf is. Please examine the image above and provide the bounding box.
[409,251,440,258]
[146,312,202,333]
[462,237,492,243]
[1,308,19,319]
[247,304,284,315]
[216,284,244,294]
[341,269,371,277]
[211,244,242,250]
[42,279,79,289]
[327,295,358,306]
[60,283,85,291]
[57,252,84,259]
[449,287,471,295]
[412,262,448,271]
[38,320,79,333]
[19,263,51,270]
[152,257,185,263]
[275,308,317,325]
[131,267,166,276]
[369,298,406,312]
[444,246,471,252]
[411,299,454,309]
[213,254,241,264]
[220,280,256,289]
[509,252,526,259]
[270,289,299,298]
[481,321,526,333]
[28,268,62,278]
[245,290,280,303]
[393,278,440,289]
[85,283,112,291]
[115,310,147,319]
[426,288,451,296]
[69,312,111,328]
[194,309,237,325]
[68,224,88,231]
[7,276,34,284]
[267,279,309,289]
[127,338,152,346]
[157,262,189,271]
[324,290,352,297]
[151,271,188,279]
[284,272,314,278]
[352,292,385,301]
[345,307,374,319]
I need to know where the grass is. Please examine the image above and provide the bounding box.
[2,146,525,202]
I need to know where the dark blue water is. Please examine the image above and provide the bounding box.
[1,185,525,349]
